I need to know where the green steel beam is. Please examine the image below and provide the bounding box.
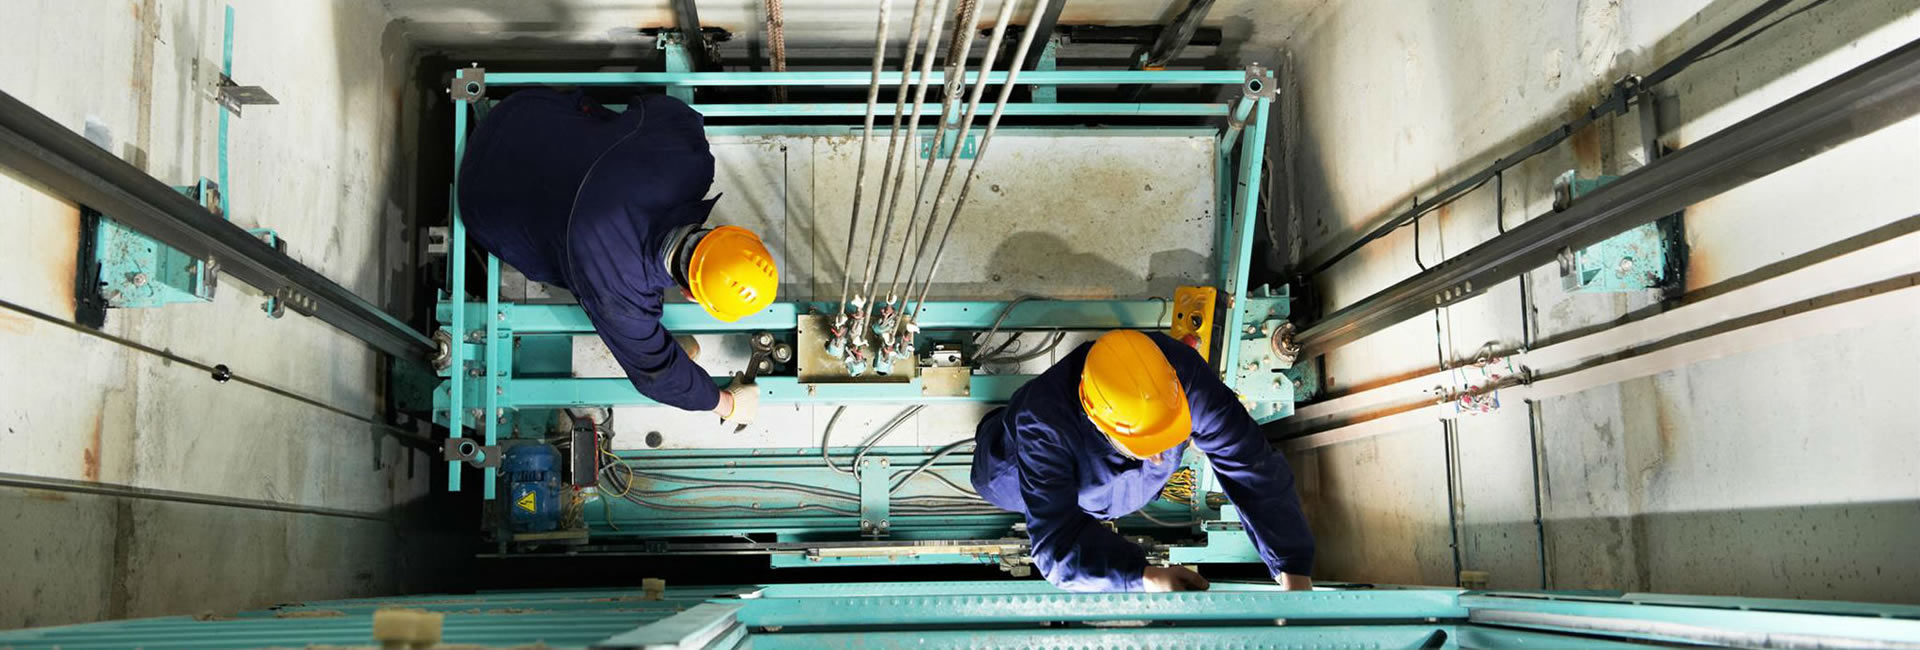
[731,586,1469,627]
[1215,78,1273,381]
[505,375,1034,407]
[691,102,1226,117]
[750,626,1452,649]
[485,70,1247,87]
[706,125,1223,138]
[447,98,469,492]
[438,300,1170,336]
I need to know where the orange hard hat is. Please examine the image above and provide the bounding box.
[1079,330,1192,458]
[686,226,778,322]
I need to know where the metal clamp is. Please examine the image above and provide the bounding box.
[451,65,486,103]
[1243,63,1276,100]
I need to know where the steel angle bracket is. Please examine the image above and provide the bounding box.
[451,66,486,103]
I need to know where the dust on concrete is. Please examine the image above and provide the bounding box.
[274,609,347,619]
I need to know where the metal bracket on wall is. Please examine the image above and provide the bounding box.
[214,73,277,117]
[1243,63,1277,100]
[250,228,287,317]
[88,179,225,310]
[858,457,891,538]
[1228,284,1297,424]
[1551,171,1685,293]
[451,66,486,103]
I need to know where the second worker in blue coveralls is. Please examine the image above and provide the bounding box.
[972,330,1315,592]
[458,89,778,423]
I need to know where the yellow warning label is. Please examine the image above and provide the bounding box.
[516,492,537,513]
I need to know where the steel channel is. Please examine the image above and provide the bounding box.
[1295,39,1920,354]
[1214,89,1273,378]
[448,102,469,491]
[0,90,433,362]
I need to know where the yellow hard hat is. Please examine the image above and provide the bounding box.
[1079,330,1192,458]
[686,226,779,322]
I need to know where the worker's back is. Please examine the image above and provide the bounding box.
[456,89,716,289]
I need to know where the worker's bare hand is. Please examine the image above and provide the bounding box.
[1141,566,1210,592]
[1276,572,1313,591]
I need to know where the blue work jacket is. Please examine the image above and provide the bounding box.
[971,332,1315,591]
[458,90,720,411]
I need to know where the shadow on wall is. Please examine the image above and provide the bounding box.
[1292,433,1920,605]
[914,230,1207,301]
[1286,0,1918,275]
[1535,500,1920,605]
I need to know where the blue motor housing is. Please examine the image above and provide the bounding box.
[504,444,563,532]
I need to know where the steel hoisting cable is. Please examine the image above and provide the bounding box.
[908,0,1050,322]
[883,0,985,307]
[854,0,940,320]
[858,0,956,320]
[835,0,897,317]
[765,0,788,101]
[898,0,1024,324]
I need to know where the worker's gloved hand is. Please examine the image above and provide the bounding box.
[719,373,759,425]
[1141,566,1210,592]
[1276,572,1313,591]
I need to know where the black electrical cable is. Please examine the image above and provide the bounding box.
[1692,0,1836,63]
[851,405,925,475]
[974,295,1044,360]
[822,405,924,477]
[890,438,976,493]
[980,330,1067,365]
[599,463,862,516]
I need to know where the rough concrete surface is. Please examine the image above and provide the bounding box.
[0,0,433,629]
[1286,0,1920,602]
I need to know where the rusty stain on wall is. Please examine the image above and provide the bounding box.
[0,310,35,335]
[31,200,83,317]
[82,407,106,481]
[1569,124,1604,177]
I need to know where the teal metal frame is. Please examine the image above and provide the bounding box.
[434,63,1282,568]
[6,582,1916,649]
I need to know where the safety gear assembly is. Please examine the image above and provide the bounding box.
[457,89,777,413]
[972,331,1316,592]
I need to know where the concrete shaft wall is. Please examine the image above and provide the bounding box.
[1283,0,1920,602]
[0,0,433,629]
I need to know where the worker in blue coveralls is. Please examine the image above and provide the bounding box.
[972,330,1315,592]
[457,89,778,424]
